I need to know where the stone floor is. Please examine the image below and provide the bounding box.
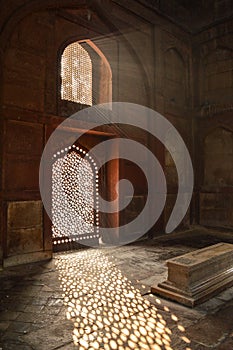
[0,226,233,350]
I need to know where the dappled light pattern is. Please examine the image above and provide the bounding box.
[52,147,99,245]
[55,250,192,349]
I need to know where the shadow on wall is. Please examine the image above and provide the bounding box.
[55,250,192,350]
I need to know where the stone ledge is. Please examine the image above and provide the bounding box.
[3,251,52,268]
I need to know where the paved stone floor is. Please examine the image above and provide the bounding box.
[0,227,233,350]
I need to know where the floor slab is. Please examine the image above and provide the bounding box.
[0,227,233,349]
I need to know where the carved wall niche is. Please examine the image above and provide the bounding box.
[164,47,187,107]
[160,29,191,111]
[199,126,233,229]
[201,47,233,105]
[204,127,233,187]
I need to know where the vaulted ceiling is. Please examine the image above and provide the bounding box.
[0,0,233,38]
[142,0,233,32]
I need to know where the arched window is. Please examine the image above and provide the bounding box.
[52,146,99,247]
[61,41,92,106]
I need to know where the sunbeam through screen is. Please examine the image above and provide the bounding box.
[55,250,192,350]
[52,148,99,246]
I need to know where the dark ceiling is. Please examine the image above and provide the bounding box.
[142,0,233,32]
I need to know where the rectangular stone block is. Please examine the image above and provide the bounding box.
[200,193,233,228]
[7,227,43,256]
[8,201,42,228]
[151,243,233,307]
[5,120,43,156]
[7,201,43,256]
[5,155,40,190]
[4,47,45,79]
[3,83,44,111]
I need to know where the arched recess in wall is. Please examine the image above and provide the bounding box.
[0,0,153,256]
[199,125,233,229]
[0,0,151,109]
[203,126,233,187]
[202,47,233,104]
[164,47,186,106]
[58,39,112,116]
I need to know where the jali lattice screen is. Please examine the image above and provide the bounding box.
[61,42,92,105]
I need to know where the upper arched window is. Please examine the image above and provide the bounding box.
[61,41,92,106]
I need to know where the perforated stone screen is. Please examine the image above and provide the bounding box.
[61,42,92,106]
[52,148,99,245]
